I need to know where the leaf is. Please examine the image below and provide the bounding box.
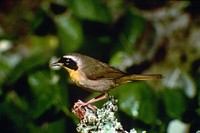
[7,53,49,85]
[0,53,21,84]
[68,0,111,23]
[54,16,83,53]
[109,51,133,71]
[4,35,56,85]
[119,12,146,52]
[28,71,68,118]
[116,82,158,125]
[160,89,189,120]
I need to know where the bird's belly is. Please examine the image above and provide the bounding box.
[69,70,115,92]
[77,79,116,93]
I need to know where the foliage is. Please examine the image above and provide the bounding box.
[0,0,200,132]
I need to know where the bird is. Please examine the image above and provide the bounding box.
[50,53,162,117]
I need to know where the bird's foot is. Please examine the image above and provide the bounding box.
[72,100,97,119]
[72,93,108,119]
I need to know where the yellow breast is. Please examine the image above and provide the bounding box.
[65,67,84,85]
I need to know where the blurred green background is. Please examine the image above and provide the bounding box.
[0,0,200,132]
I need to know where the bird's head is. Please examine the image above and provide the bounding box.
[50,53,82,72]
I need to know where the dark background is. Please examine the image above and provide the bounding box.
[0,0,200,132]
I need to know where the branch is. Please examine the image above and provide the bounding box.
[75,96,146,133]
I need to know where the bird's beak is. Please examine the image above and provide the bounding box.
[50,61,63,67]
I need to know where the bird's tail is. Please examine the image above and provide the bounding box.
[115,74,163,85]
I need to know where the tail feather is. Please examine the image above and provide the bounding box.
[115,74,163,85]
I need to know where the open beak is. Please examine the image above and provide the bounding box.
[50,61,63,67]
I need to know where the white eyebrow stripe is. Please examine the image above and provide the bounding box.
[63,55,82,66]
[63,55,78,61]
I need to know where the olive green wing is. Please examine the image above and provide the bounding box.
[82,61,126,80]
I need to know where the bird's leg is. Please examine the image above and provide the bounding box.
[72,93,109,119]
[85,92,109,105]
[74,93,109,110]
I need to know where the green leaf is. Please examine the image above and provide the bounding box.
[160,89,188,120]
[27,35,58,54]
[28,71,68,118]
[116,82,158,125]
[119,12,146,52]
[109,51,132,70]
[7,53,49,84]
[54,16,83,53]
[0,53,21,84]
[68,0,111,23]
[109,51,125,68]
[2,35,57,85]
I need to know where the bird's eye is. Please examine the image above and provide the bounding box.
[65,59,70,65]
[63,58,78,71]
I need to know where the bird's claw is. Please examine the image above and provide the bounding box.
[72,100,97,119]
